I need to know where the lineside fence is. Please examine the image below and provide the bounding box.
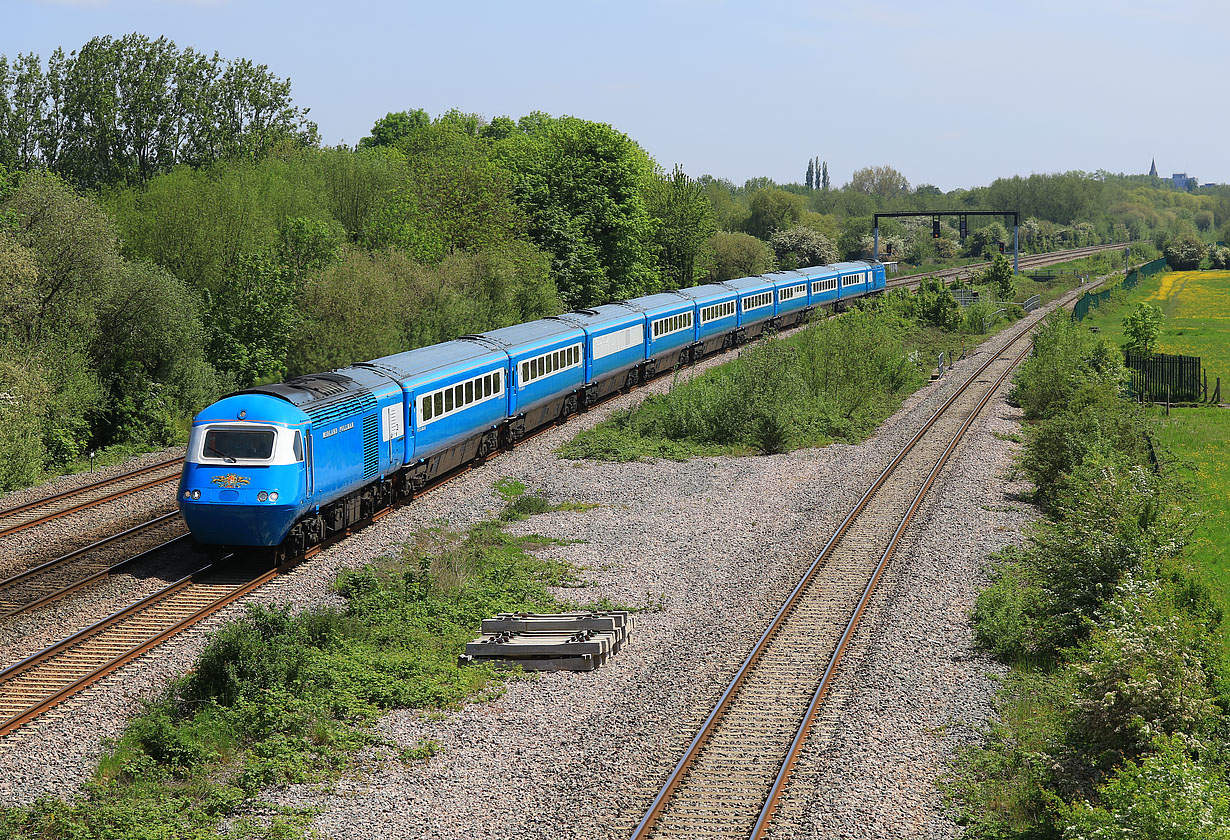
[1072,258,1167,321]
[1125,351,1207,403]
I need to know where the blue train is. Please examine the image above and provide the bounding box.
[179,261,887,551]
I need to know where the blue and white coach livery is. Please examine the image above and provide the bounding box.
[179,260,887,550]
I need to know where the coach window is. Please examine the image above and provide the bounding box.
[493,370,501,391]
[422,397,432,422]
[444,389,453,413]
[465,380,474,403]
[433,392,443,416]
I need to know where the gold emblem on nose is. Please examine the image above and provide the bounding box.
[211,473,250,488]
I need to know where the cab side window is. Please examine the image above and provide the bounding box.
[293,430,304,462]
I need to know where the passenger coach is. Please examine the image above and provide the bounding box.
[179,260,887,550]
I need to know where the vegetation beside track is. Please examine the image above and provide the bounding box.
[946,313,1230,838]
[560,264,1064,461]
[0,484,596,839]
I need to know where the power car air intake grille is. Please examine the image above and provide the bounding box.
[362,414,379,478]
[306,393,378,427]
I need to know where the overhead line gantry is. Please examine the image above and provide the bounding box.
[873,210,1020,273]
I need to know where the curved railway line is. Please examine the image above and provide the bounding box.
[0,248,1114,744]
[889,241,1127,289]
[629,295,1062,839]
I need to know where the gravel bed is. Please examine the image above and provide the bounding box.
[0,296,1075,828]
[765,386,1032,839]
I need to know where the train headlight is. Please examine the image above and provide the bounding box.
[257,491,268,502]
[183,490,191,500]
[191,489,201,500]
[268,491,279,502]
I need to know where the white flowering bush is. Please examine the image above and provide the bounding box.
[1069,576,1219,762]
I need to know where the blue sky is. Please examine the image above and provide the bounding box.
[7,0,1228,189]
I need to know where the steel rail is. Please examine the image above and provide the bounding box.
[0,471,181,540]
[0,456,183,521]
[0,555,257,739]
[0,519,187,619]
[630,297,1059,839]
[749,338,1032,838]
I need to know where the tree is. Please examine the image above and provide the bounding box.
[3,169,122,343]
[202,252,298,387]
[848,165,909,199]
[493,114,660,307]
[968,221,1009,258]
[820,160,830,191]
[1164,231,1206,270]
[1122,302,1163,356]
[805,158,814,190]
[983,254,1014,299]
[357,109,429,149]
[707,231,775,282]
[645,164,716,289]
[769,225,838,268]
[745,187,805,239]
[0,35,317,188]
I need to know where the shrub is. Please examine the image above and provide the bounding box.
[1067,577,1221,765]
[1165,231,1207,270]
[1060,734,1230,840]
[1011,314,1124,421]
[914,276,960,330]
[1021,385,1149,508]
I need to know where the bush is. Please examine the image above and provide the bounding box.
[1011,313,1124,421]
[914,276,959,330]
[1165,231,1207,270]
[1068,577,1221,765]
[1059,735,1230,840]
[564,308,916,459]
[1021,385,1150,508]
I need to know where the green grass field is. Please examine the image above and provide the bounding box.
[1078,269,1230,645]
[1080,269,1230,387]
[1155,408,1230,643]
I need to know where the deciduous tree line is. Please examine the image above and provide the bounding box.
[1,33,1228,490]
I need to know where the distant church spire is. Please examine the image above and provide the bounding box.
[1149,158,1158,177]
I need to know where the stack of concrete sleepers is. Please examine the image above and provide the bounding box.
[461,611,635,671]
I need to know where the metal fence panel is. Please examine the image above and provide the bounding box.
[1126,350,1203,402]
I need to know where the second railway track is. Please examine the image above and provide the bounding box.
[0,457,184,541]
[630,297,1055,839]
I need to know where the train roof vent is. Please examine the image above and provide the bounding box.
[283,372,354,399]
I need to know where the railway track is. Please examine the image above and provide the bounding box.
[0,262,1104,742]
[0,457,183,540]
[0,554,262,739]
[0,514,188,619]
[888,241,1129,290]
[629,295,1064,839]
